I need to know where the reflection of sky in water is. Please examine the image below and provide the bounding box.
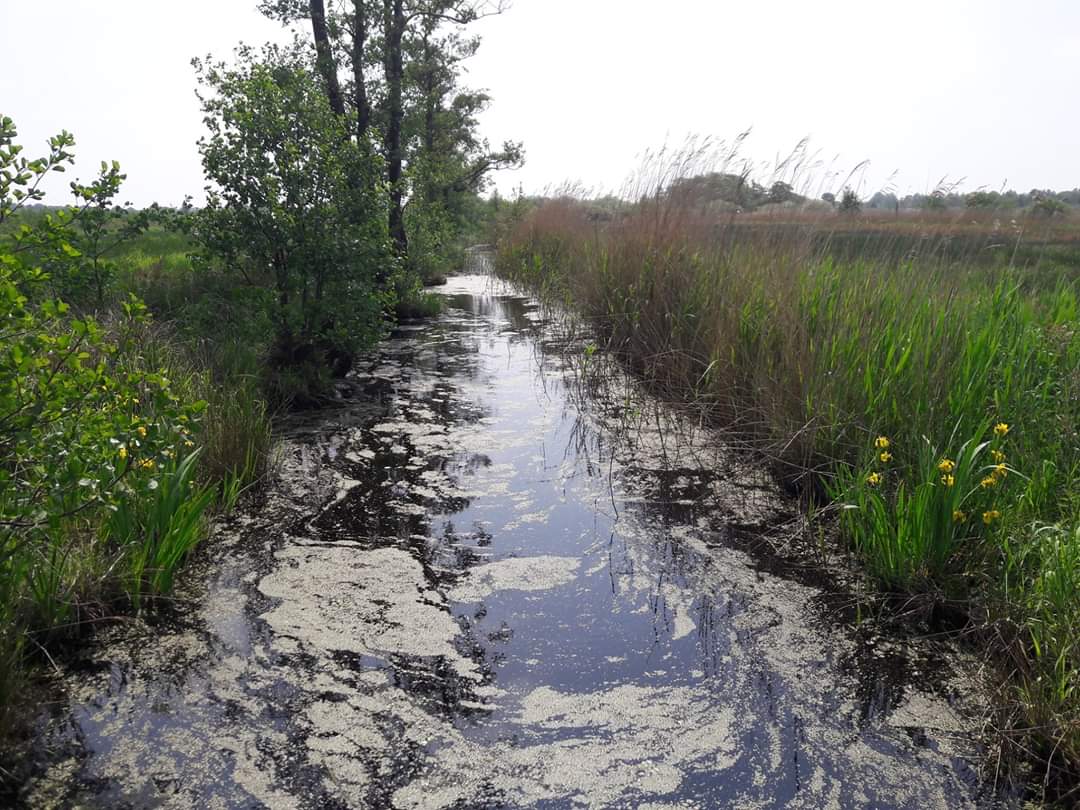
[323,275,991,808]
[24,274,999,810]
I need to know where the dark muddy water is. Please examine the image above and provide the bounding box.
[20,274,1009,808]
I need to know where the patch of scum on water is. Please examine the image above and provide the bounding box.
[16,273,1012,808]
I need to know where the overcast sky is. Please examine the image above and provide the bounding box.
[3,0,1078,207]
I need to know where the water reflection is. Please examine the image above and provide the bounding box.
[19,274,1003,809]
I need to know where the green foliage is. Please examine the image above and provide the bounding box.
[834,427,1015,589]
[193,46,394,404]
[965,190,1001,209]
[919,191,947,212]
[253,1,523,284]
[106,450,215,610]
[838,186,862,213]
[668,172,766,210]
[108,226,275,495]
[0,118,219,730]
[402,20,524,281]
[1032,195,1068,218]
[394,284,445,319]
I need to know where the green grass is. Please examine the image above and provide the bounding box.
[107,450,216,610]
[497,196,1080,789]
[394,289,445,319]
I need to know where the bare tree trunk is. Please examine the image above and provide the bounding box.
[351,0,370,140]
[384,0,408,258]
[310,0,346,116]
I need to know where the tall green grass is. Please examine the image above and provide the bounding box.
[497,192,1080,787]
[107,450,216,610]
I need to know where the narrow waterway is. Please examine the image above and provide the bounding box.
[22,273,1006,808]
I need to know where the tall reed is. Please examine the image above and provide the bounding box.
[496,154,1080,783]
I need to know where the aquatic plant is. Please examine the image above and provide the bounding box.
[834,423,1016,589]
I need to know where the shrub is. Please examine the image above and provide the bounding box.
[0,116,213,729]
[193,45,395,405]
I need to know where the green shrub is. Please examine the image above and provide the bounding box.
[193,46,394,402]
[0,116,217,732]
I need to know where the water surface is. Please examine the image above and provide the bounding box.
[21,274,1003,809]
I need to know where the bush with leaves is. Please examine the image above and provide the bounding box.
[193,46,394,405]
[0,116,210,724]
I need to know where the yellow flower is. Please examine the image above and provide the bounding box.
[990,449,1006,464]
[118,445,128,460]
[993,463,1008,478]
[162,448,174,459]
[993,422,1009,438]
[982,509,1001,525]
[980,476,997,489]
[183,440,195,448]
[866,472,883,487]
[138,458,155,471]
[879,451,893,463]
[874,436,890,450]
[136,426,147,438]
[952,509,967,523]
[940,474,955,488]
[937,458,956,474]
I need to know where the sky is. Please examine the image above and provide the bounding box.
[3,0,1078,207]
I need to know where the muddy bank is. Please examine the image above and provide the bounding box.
[16,275,1011,808]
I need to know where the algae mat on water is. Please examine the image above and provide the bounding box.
[19,276,1008,808]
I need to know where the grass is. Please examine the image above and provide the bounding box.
[394,288,445,319]
[496,181,1080,795]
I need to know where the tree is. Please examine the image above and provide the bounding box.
[402,14,521,277]
[258,0,523,275]
[965,190,1000,210]
[668,172,766,210]
[1032,195,1067,218]
[821,192,836,208]
[193,47,392,403]
[866,191,898,210]
[838,187,861,214]
[922,191,947,212]
[767,181,799,205]
[0,115,208,647]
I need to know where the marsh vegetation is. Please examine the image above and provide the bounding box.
[496,146,1080,795]
[3,1,1080,805]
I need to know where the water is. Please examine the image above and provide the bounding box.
[19,274,1007,808]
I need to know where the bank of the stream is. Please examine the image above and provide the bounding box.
[496,199,1080,800]
[10,274,1019,808]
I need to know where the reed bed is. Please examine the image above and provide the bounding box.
[496,158,1080,792]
